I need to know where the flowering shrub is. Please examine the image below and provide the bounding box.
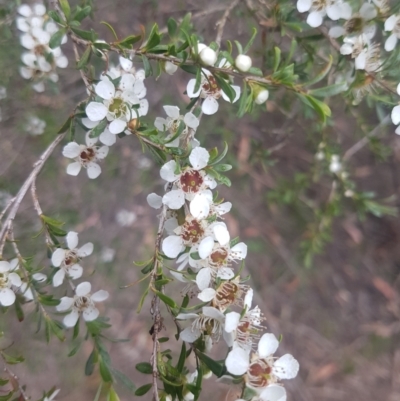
[0,0,399,401]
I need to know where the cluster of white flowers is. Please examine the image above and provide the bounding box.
[24,114,46,135]
[147,120,298,400]
[16,3,68,92]
[62,56,148,178]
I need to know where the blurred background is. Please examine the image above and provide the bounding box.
[1,0,400,400]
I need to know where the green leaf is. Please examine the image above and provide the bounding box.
[214,74,236,103]
[134,383,152,396]
[89,118,107,138]
[70,27,97,42]
[118,34,142,48]
[0,378,9,386]
[153,290,177,308]
[59,0,71,19]
[101,21,119,40]
[273,47,281,73]
[137,286,149,313]
[209,142,228,165]
[111,369,136,392]
[57,115,73,134]
[38,294,60,306]
[243,27,257,54]
[85,348,98,376]
[195,352,225,377]
[143,23,161,51]
[136,362,153,374]
[1,353,24,365]
[194,67,202,94]
[74,6,92,22]
[176,342,186,373]
[68,342,82,357]
[308,82,348,98]
[48,10,62,24]
[214,164,232,172]
[180,64,198,75]
[107,387,120,401]
[77,46,92,69]
[0,391,13,401]
[167,18,178,38]
[234,40,243,55]
[49,29,66,49]
[142,55,152,77]
[14,299,24,322]
[99,359,113,382]
[305,55,333,86]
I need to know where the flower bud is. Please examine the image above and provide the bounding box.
[255,89,269,105]
[164,60,178,75]
[199,47,217,66]
[183,390,194,401]
[235,54,252,72]
[127,118,140,132]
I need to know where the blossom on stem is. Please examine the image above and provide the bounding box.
[51,231,93,287]
[0,260,22,306]
[56,281,108,327]
[384,14,400,52]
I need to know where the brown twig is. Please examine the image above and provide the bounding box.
[1,352,29,401]
[215,0,241,47]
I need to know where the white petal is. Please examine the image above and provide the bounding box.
[77,242,94,257]
[190,193,210,219]
[225,347,250,376]
[8,273,21,287]
[180,326,201,343]
[109,119,127,134]
[155,117,167,131]
[385,34,398,52]
[68,264,83,279]
[198,288,216,302]
[231,242,248,259]
[258,333,279,358]
[217,267,234,280]
[397,84,400,97]
[184,112,199,129]
[0,261,10,273]
[329,26,345,38]
[147,193,163,209]
[259,385,287,401]
[56,296,74,311]
[176,313,198,320]
[87,162,101,179]
[189,147,209,170]
[76,281,91,296]
[99,129,117,146]
[326,4,341,20]
[225,311,241,333]
[32,273,46,282]
[396,125,400,135]
[202,306,225,320]
[83,307,99,321]
[244,288,253,309]
[162,190,185,210]
[55,55,68,69]
[95,80,115,100]
[0,289,16,306]
[66,232,78,250]
[163,105,180,119]
[62,142,81,158]
[18,4,32,17]
[221,85,241,103]
[20,33,35,49]
[96,146,109,160]
[33,4,46,15]
[162,235,184,258]
[202,96,219,115]
[63,310,80,327]
[196,268,211,290]
[66,162,82,176]
[385,15,398,32]
[91,290,109,302]
[53,269,66,287]
[186,79,201,98]
[213,225,230,246]
[340,43,353,55]
[355,52,367,70]
[160,160,179,182]
[296,0,311,13]
[121,74,136,90]
[51,248,66,267]
[164,217,179,235]
[198,237,215,259]
[307,11,324,28]
[273,354,300,380]
[119,56,133,71]
[359,3,377,20]
[82,118,98,129]
[392,105,400,125]
[339,3,352,20]
[9,259,19,271]
[86,102,108,122]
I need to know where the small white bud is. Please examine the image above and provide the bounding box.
[255,89,269,105]
[199,47,217,66]
[164,61,178,75]
[203,370,212,379]
[183,391,194,401]
[196,43,207,53]
[165,395,173,401]
[235,54,252,72]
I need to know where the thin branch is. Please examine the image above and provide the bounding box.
[1,352,29,401]
[343,115,391,161]
[0,132,67,256]
[215,0,241,47]
[0,197,16,223]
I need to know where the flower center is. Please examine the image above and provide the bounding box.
[63,250,78,269]
[345,17,365,34]
[181,219,205,245]
[311,0,328,11]
[247,359,272,388]
[209,248,228,267]
[179,169,204,194]
[213,281,239,310]
[201,76,221,98]
[74,295,93,310]
[79,147,96,164]
[0,272,9,289]
[108,97,127,118]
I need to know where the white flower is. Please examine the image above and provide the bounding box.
[329,3,378,39]
[164,60,178,75]
[56,281,109,327]
[255,89,269,105]
[116,209,137,227]
[329,154,342,173]
[259,385,287,401]
[100,247,115,263]
[225,333,299,390]
[235,54,252,72]
[384,14,400,52]
[186,70,241,115]
[51,231,93,287]
[297,0,352,28]
[25,114,46,135]
[159,147,216,211]
[62,133,109,179]
[155,105,199,147]
[0,260,22,306]
[199,46,217,67]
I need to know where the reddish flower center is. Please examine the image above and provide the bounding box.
[210,248,228,266]
[247,360,272,388]
[179,170,204,194]
[181,220,204,245]
[80,147,96,163]
[202,76,221,98]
